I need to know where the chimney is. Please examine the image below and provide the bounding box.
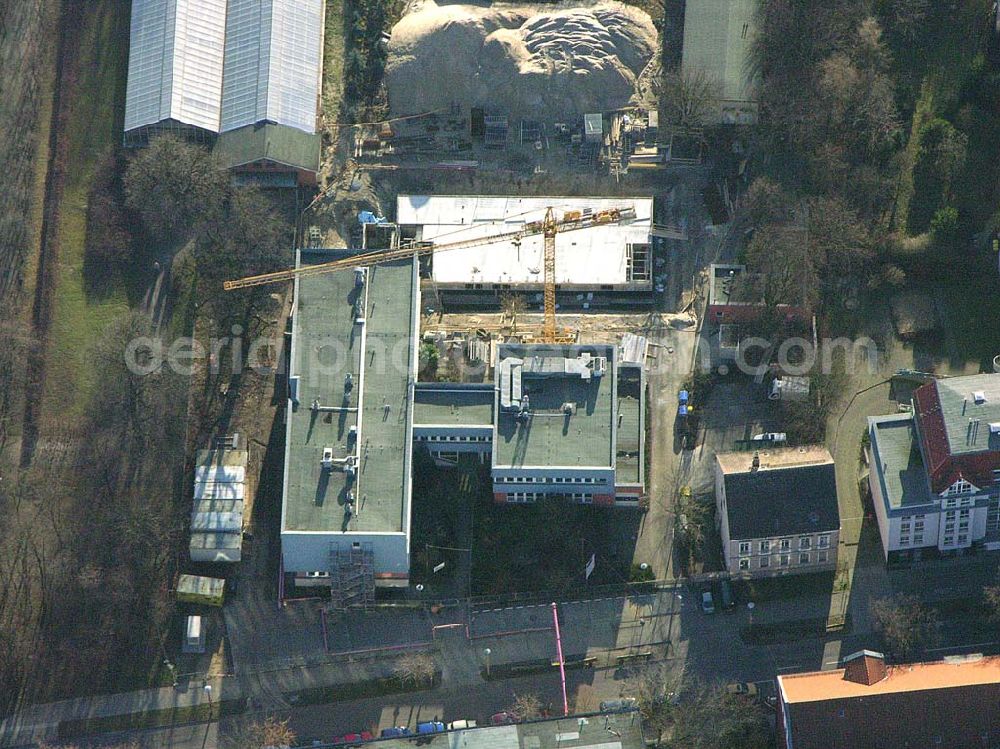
[751,451,760,473]
[842,650,888,686]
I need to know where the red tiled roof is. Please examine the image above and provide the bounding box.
[779,655,1000,749]
[914,381,1000,492]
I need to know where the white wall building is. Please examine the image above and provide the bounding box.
[715,447,840,577]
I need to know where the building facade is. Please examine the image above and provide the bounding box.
[715,447,840,578]
[867,374,1000,563]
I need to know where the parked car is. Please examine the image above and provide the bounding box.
[751,432,787,444]
[701,590,715,614]
[726,682,759,698]
[677,389,689,417]
[417,722,445,735]
[447,720,477,730]
[380,727,411,739]
[599,698,638,713]
[490,712,516,726]
[333,733,374,745]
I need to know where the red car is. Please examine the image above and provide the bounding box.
[490,712,516,726]
[333,732,374,744]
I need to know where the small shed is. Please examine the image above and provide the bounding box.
[890,292,939,340]
[176,574,225,607]
[183,615,206,654]
[769,376,810,402]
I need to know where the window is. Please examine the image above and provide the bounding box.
[759,556,770,568]
[759,540,770,554]
[739,558,750,571]
[818,535,830,549]
[945,523,955,533]
[961,508,971,518]
[779,539,791,551]
[739,542,751,555]
[899,536,910,546]
[914,521,924,531]
[780,554,790,566]
[817,550,828,564]
[914,534,924,544]
[959,521,969,530]
[799,537,811,550]
[944,536,954,546]
[900,523,911,533]
[799,552,810,565]
[958,534,968,544]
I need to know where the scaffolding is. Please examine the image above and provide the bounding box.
[329,543,375,612]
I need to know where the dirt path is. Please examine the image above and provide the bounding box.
[20,0,80,468]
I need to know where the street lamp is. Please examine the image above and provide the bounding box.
[747,601,756,627]
[484,648,492,677]
[201,683,213,749]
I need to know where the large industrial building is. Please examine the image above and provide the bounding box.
[281,244,647,593]
[396,195,655,307]
[123,0,324,185]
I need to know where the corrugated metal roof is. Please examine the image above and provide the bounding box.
[221,0,324,134]
[124,0,228,133]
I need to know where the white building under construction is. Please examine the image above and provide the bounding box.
[396,195,656,306]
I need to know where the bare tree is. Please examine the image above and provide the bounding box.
[658,68,721,128]
[669,681,771,749]
[393,652,437,686]
[626,663,680,743]
[745,224,819,314]
[223,716,297,749]
[880,0,929,41]
[871,594,939,661]
[983,576,1000,622]
[508,692,543,722]
[123,134,228,241]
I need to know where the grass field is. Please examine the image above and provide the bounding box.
[41,0,131,427]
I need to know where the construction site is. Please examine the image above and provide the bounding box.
[229,0,745,604]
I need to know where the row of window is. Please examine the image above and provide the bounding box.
[415,434,491,443]
[496,476,603,485]
[505,492,593,504]
[737,535,830,556]
[738,550,830,571]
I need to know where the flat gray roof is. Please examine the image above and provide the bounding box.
[617,373,642,485]
[870,414,933,509]
[283,254,416,534]
[494,344,616,469]
[935,374,1000,456]
[414,385,494,427]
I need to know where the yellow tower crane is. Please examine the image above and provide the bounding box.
[223,205,636,343]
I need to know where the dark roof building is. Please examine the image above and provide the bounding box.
[778,650,1000,749]
[714,447,840,577]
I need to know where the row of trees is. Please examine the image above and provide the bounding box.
[631,665,771,749]
[123,134,290,328]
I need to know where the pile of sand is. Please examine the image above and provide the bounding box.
[386,1,658,118]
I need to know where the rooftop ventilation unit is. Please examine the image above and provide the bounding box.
[321,447,334,470]
[974,391,987,404]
